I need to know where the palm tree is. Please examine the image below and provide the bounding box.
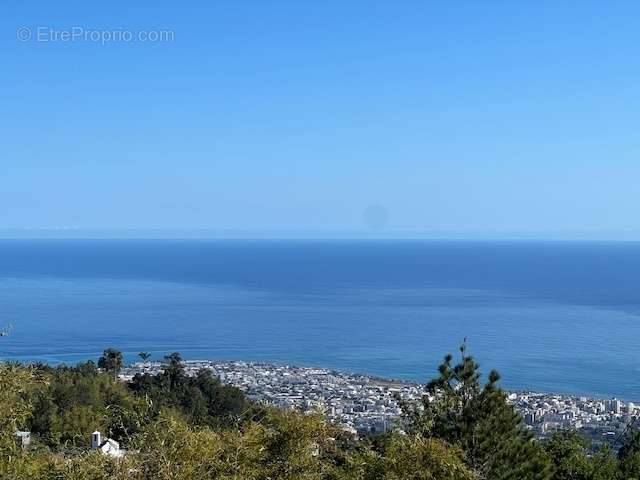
[138,351,151,363]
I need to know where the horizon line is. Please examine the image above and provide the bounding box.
[3,227,640,241]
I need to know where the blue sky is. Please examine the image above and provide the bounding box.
[3,1,640,237]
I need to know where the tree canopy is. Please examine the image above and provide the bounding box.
[1,345,639,480]
[97,348,123,380]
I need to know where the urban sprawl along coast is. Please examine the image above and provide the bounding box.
[120,360,638,444]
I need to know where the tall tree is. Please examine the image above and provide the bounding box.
[163,352,185,390]
[138,352,151,363]
[402,343,554,480]
[97,348,123,380]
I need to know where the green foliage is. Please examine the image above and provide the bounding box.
[342,434,475,480]
[0,363,45,454]
[97,347,123,380]
[403,343,553,480]
[4,345,640,480]
[539,432,622,480]
[131,408,343,480]
[0,449,139,480]
[619,428,640,461]
[28,361,142,448]
[619,429,640,479]
[129,353,251,428]
[138,352,151,362]
[591,444,620,480]
[543,431,594,480]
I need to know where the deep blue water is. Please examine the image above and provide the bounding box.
[1,239,639,399]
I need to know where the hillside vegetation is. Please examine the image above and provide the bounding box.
[1,346,640,480]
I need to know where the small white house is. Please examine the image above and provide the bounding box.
[14,431,31,450]
[91,431,124,458]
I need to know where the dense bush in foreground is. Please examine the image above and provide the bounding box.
[1,347,640,479]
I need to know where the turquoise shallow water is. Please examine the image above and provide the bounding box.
[1,239,639,399]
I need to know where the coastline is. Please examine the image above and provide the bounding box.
[118,359,638,440]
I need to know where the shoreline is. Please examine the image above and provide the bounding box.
[5,353,635,404]
[132,358,640,404]
[118,359,639,438]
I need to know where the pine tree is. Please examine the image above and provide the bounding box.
[403,343,554,480]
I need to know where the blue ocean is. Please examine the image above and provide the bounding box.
[1,239,639,399]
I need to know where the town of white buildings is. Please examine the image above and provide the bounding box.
[511,391,638,444]
[120,360,638,442]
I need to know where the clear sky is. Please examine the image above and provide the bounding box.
[3,1,640,238]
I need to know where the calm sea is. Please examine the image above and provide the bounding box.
[0,239,639,399]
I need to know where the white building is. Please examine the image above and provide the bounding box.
[14,431,31,450]
[91,431,124,458]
